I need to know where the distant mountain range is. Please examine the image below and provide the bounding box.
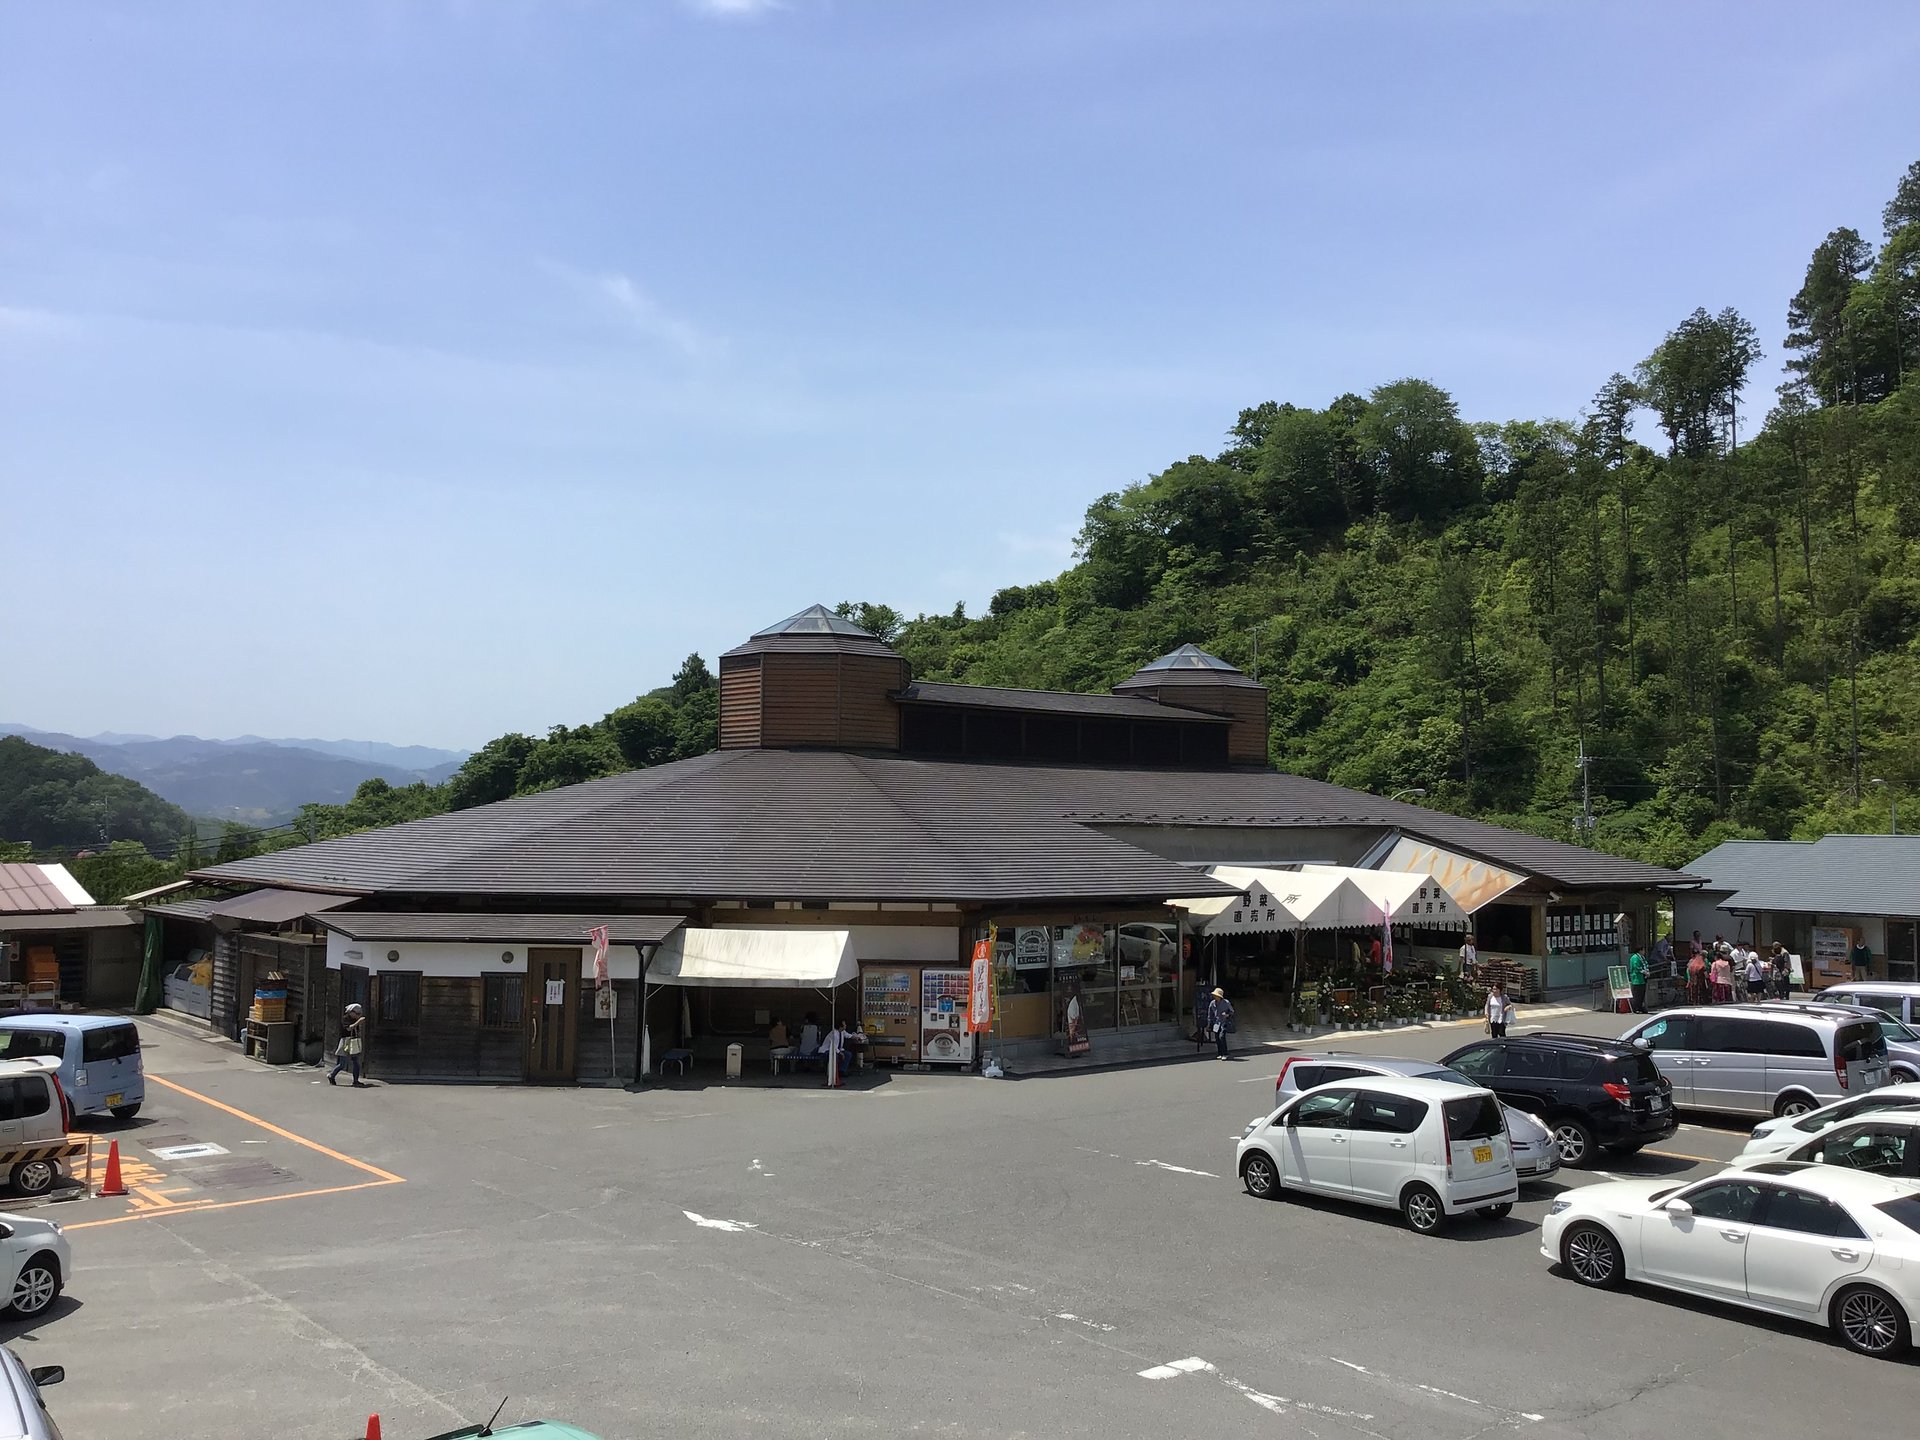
[0,725,468,824]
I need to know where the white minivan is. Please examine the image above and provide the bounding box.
[1236,1075,1519,1234]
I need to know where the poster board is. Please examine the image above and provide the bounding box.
[1606,965,1632,1002]
[1788,953,1806,985]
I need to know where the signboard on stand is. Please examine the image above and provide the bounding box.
[1606,966,1633,1006]
[1811,927,1853,983]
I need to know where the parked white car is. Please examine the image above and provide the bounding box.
[1273,1053,1559,1182]
[1738,1082,1920,1162]
[1732,1111,1920,1180]
[0,1213,68,1319]
[1541,1164,1920,1358]
[1238,1075,1519,1235]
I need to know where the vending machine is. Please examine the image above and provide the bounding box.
[919,968,976,1066]
[861,965,920,1064]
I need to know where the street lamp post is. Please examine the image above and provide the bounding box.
[1870,779,1897,835]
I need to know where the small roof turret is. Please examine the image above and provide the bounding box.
[1115,643,1264,690]
[725,604,902,659]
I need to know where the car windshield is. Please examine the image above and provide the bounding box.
[1605,1053,1664,1086]
[1879,1018,1917,1043]
[1838,1023,1889,1063]
[1875,1195,1920,1236]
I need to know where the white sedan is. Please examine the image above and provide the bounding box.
[0,1212,69,1318]
[1541,1164,1920,1359]
[1739,1082,1920,1161]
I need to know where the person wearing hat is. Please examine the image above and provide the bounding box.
[1207,987,1235,1060]
[329,1002,368,1087]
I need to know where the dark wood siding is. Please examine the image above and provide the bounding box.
[759,653,904,749]
[366,976,523,1081]
[839,655,905,749]
[719,656,763,749]
[1120,681,1268,765]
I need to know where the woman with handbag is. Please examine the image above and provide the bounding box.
[328,1003,367,1087]
[1208,987,1235,1060]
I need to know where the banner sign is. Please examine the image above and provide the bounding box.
[589,924,610,991]
[1606,965,1632,1002]
[967,928,995,1032]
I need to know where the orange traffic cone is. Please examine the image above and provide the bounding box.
[365,1417,382,1440]
[98,1140,126,1197]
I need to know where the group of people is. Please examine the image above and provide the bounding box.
[769,1012,854,1084]
[1626,932,1793,1011]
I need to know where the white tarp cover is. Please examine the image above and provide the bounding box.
[1372,837,1525,914]
[1174,867,1376,933]
[648,927,857,989]
[1294,864,1473,931]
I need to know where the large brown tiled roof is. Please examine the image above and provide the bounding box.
[315,912,686,945]
[188,749,1693,901]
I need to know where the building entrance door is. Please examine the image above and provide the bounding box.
[525,948,579,1083]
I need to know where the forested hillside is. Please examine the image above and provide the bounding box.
[0,736,194,853]
[890,160,1920,867]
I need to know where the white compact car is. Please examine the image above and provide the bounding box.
[1273,1053,1560,1182]
[0,1213,69,1319]
[1541,1164,1920,1358]
[1238,1075,1519,1235]
[1738,1082,1920,1162]
[1733,1111,1920,1180]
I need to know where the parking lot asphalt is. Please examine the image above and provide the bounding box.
[4,1006,1913,1440]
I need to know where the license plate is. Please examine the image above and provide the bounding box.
[106,1092,123,1107]
[1472,1145,1493,1164]
[1651,1095,1669,1111]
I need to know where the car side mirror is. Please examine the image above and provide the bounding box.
[1633,1038,1652,1051]
[1664,1198,1694,1217]
[29,1366,63,1389]
[0,1224,13,1240]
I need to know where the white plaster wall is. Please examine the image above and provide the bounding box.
[327,924,960,977]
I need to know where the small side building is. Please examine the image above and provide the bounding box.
[0,862,142,1007]
[1676,835,1920,988]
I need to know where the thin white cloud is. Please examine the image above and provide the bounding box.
[540,260,723,361]
[684,0,786,18]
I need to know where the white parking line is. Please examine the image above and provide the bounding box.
[1137,1356,1377,1423]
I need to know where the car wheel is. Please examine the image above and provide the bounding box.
[1550,1118,1597,1168]
[1477,1202,1513,1220]
[1831,1284,1911,1359]
[1401,1183,1444,1235]
[9,1159,56,1197]
[1892,1068,1919,1086]
[1241,1152,1281,1200]
[6,1256,61,1317]
[1562,1224,1624,1289]
[110,1103,142,1121]
[1773,1092,1817,1118]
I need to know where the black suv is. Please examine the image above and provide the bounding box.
[1440,1032,1677,1167]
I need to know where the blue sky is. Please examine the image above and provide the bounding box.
[5,1,1918,750]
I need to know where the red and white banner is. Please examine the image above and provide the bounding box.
[1381,910,1394,975]
[967,937,993,1033]
[589,924,610,990]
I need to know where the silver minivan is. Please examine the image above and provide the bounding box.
[1817,982,1920,1027]
[1620,1002,1892,1117]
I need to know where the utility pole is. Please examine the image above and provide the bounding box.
[1577,741,1594,845]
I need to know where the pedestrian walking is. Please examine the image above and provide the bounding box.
[1710,949,1734,1004]
[1627,947,1648,1013]
[1851,934,1875,981]
[1459,934,1478,981]
[1484,982,1514,1038]
[328,1003,367,1087]
[1744,948,1766,1001]
[1208,987,1235,1060]
[1768,942,1792,999]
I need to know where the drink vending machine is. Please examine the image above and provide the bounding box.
[919,968,975,1066]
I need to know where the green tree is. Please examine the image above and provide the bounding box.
[446,732,537,810]
[605,697,679,769]
[1352,379,1482,522]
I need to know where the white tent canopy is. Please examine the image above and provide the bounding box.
[1173,864,1471,934]
[647,927,857,989]
[1304,865,1471,931]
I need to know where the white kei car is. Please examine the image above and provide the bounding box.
[1541,1163,1920,1359]
[1238,1075,1519,1235]
[1737,1082,1920,1162]
[0,1213,69,1319]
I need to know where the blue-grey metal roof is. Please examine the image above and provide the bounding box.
[1689,834,1920,917]
[1135,643,1242,673]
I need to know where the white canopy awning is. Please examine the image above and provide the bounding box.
[647,927,857,989]
[1305,865,1472,931]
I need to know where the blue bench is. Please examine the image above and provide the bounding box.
[659,1048,694,1078]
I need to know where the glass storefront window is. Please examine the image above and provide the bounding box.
[981,918,1183,1042]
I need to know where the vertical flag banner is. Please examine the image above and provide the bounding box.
[590,924,610,990]
[1381,909,1394,975]
[967,928,995,1032]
